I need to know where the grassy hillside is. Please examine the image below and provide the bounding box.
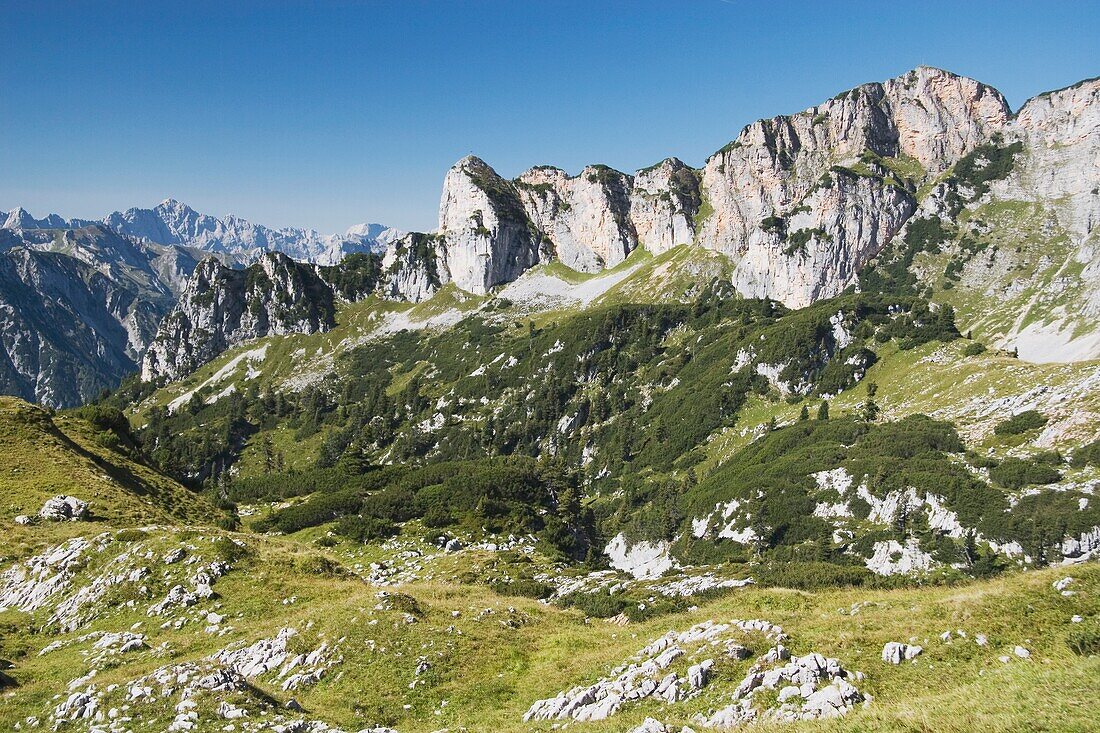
[0,523,1096,732]
[0,396,225,538]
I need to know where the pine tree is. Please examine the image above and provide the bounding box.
[799,404,810,421]
[817,401,830,421]
[862,382,880,422]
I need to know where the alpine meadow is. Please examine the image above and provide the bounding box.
[1,4,1099,733]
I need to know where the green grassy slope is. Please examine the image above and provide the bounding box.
[0,396,223,534]
[0,524,1095,732]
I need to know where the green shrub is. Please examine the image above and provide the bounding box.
[994,411,1047,436]
[1071,439,1100,468]
[963,342,987,356]
[490,579,553,600]
[1066,623,1100,656]
[557,591,626,618]
[114,529,149,543]
[383,592,424,617]
[753,560,874,589]
[989,457,1061,489]
[294,554,344,576]
[333,515,397,543]
[211,537,252,563]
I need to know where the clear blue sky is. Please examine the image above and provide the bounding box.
[2,1,1097,234]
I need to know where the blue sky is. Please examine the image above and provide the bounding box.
[2,1,1097,233]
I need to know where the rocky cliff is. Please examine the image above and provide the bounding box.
[0,244,164,406]
[899,75,1100,360]
[436,156,544,295]
[141,253,340,382]
[0,225,226,406]
[414,66,1097,350]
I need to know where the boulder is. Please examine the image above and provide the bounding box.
[881,641,922,664]
[38,495,88,522]
[629,718,669,733]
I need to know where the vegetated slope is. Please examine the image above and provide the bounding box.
[0,396,225,530]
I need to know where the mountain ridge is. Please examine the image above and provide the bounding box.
[2,199,403,265]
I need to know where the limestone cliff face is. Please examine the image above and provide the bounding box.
[694,67,1009,303]
[903,76,1100,360]
[730,169,916,308]
[881,66,1011,174]
[515,165,636,271]
[141,253,338,382]
[381,232,444,302]
[1008,77,1100,237]
[629,158,700,254]
[436,156,543,295]
[426,68,1012,309]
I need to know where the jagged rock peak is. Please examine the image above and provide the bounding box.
[141,253,340,383]
[437,155,541,294]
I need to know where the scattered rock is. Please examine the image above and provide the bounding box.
[1014,646,1031,658]
[881,642,922,664]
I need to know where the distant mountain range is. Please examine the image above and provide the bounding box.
[1,200,403,265]
[0,201,402,406]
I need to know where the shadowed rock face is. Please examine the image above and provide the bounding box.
[0,226,190,407]
[141,253,338,383]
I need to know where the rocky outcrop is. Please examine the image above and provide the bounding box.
[141,238,446,382]
[39,496,89,522]
[630,158,700,254]
[437,156,544,295]
[141,253,339,382]
[881,642,923,664]
[381,232,444,302]
[515,165,636,271]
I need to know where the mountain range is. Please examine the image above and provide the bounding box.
[2,199,402,264]
[0,202,402,405]
[2,65,1100,733]
[132,66,1100,387]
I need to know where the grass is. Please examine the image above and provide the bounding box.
[696,338,1100,477]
